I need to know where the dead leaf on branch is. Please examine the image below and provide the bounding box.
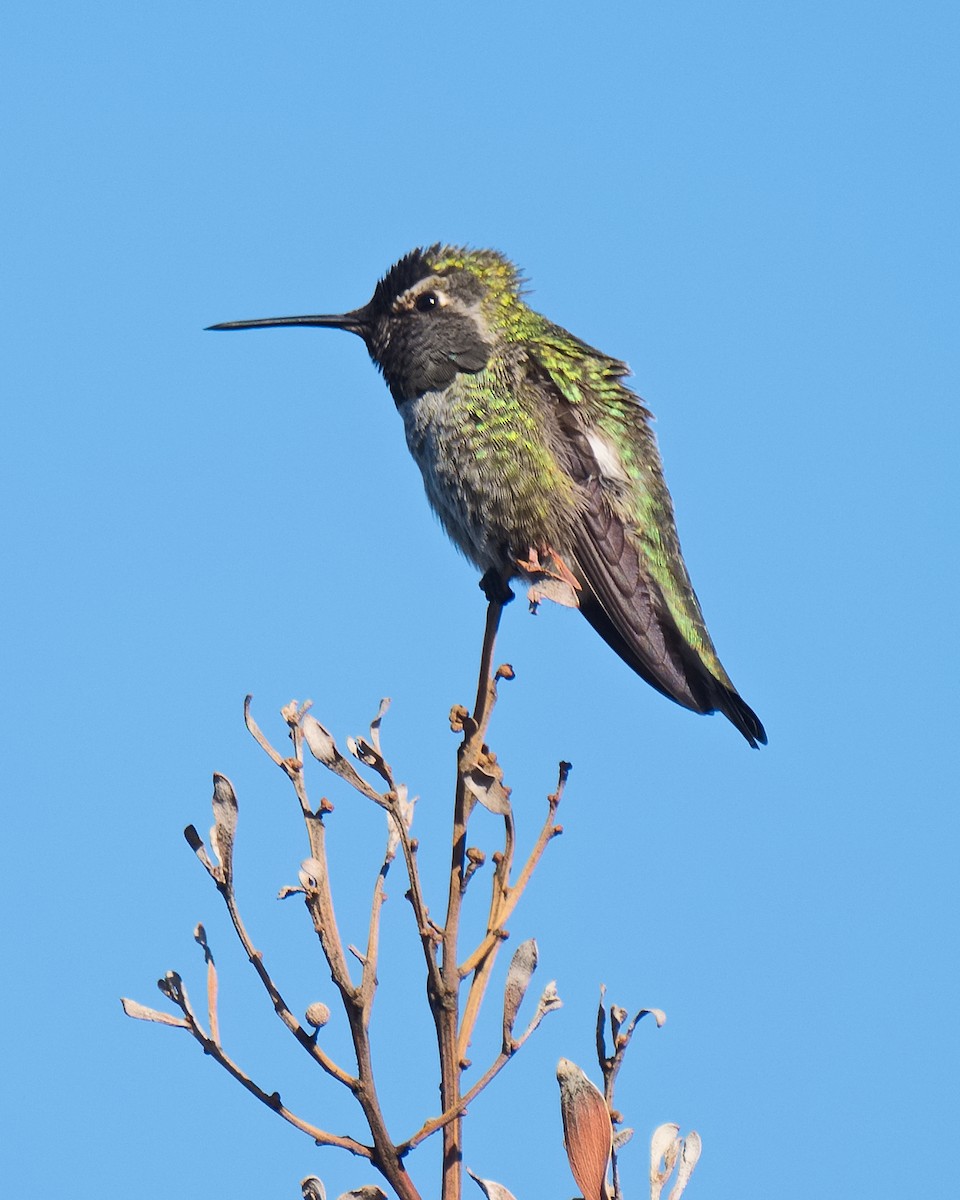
[120,998,189,1029]
[557,1058,612,1200]
[466,1168,520,1200]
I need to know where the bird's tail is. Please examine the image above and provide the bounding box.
[707,680,767,748]
[577,580,767,747]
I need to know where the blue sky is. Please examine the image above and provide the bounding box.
[2,3,957,1197]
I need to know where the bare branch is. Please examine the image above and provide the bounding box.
[359,865,387,1017]
[594,987,670,1200]
[130,601,599,1200]
[459,778,565,979]
[400,969,561,1157]
[135,970,373,1157]
[219,859,357,1088]
[455,761,566,1064]
[244,693,287,771]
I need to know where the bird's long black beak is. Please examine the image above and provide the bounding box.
[206,308,370,335]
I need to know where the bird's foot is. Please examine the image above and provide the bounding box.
[516,546,582,611]
[479,569,515,605]
[515,546,581,592]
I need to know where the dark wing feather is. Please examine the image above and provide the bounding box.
[527,353,766,747]
[570,473,766,746]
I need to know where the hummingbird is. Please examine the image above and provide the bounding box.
[209,246,766,746]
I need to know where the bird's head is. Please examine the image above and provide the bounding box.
[207,245,526,404]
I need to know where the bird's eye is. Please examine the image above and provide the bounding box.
[415,291,439,313]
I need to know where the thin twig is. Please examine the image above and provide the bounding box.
[220,887,357,1088]
[455,765,566,1057]
[455,812,514,1064]
[401,968,560,1156]
[387,793,445,999]
[472,599,505,735]
[280,704,424,1200]
[595,988,667,1200]
[134,598,569,1200]
[435,596,506,1200]
[244,694,288,772]
[154,972,372,1158]
[185,773,356,1087]
[399,1050,508,1155]
[187,1025,370,1156]
[459,781,564,978]
[360,864,389,1020]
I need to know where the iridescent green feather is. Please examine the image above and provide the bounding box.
[522,314,731,685]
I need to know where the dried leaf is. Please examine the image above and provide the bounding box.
[183,825,204,853]
[120,998,189,1028]
[650,1123,680,1171]
[209,826,228,880]
[183,825,216,876]
[209,773,238,883]
[597,984,609,1059]
[302,715,384,801]
[613,1127,634,1152]
[302,715,338,765]
[385,785,414,860]
[557,1058,611,1200]
[513,978,562,1045]
[650,1124,682,1200]
[502,939,538,1044]
[465,1168,519,1200]
[299,857,325,890]
[666,1133,701,1200]
[463,764,512,815]
[348,736,380,768]
[369,697,390,755]
[508,979,563,1046]
[535,980,562,1019]
[157,970,184,1005]
[211,773,238,836]
[348,730,395,788]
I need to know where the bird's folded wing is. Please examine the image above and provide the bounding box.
[524,348,765,744]
[569,470,716,711]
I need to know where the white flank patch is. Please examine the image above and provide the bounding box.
[586,430,628,482]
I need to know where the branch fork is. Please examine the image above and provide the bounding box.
[123,596,565,1200]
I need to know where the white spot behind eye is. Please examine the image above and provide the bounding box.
[586,431,628,482]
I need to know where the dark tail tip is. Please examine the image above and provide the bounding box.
[718,687,767,748]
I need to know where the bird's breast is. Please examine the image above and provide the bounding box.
[399,385,575,572]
